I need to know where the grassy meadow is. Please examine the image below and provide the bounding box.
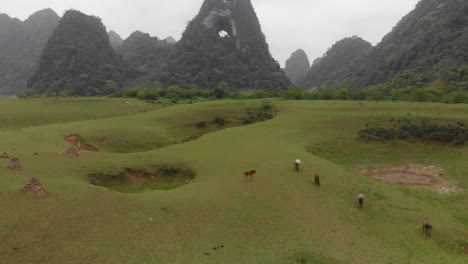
[0,98,467,263]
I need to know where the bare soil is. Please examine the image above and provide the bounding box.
[361,164,461,193]
[87,164,196,193]
[64,134,99,151]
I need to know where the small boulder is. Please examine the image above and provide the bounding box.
[64,147,79,157]
[1,152,10,159]
[8,158,22,170]
[19,178,47,199]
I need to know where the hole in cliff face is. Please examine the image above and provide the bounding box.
[214,16,234,38]
[219,30,229,38]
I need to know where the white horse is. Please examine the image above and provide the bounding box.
[294,159,301,172]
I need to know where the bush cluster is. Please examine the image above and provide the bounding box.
[359,120,468,145]
[243,101,277,124]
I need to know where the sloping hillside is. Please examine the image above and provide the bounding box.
[0,99,466,263]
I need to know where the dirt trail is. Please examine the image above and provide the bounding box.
[361,164,461,194]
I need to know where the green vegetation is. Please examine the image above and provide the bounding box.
[0,99,466,263]
[359,119,468,144]
[107,83,467,104]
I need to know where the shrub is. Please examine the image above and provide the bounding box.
[213,116,225,126]
[196,121,206,128]
[359,120,468,144]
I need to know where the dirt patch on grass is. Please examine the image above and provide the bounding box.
[87,164,196,193]
[361,164,461,193]
[64,134,98,151]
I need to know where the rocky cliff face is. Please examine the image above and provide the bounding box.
[284,49,310,85]
[28,10,134,95]
[299,36,372,89]
[160,0,291,90]
[117,31,173,83]
[0,9,60,94]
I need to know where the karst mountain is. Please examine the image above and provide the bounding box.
[27,10,134,95]
[284,49,311,85]
[159,0,291,90]
[301,0,468,90]
[0,9,59,95]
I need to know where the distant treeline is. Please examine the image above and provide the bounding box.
[19,76,467,104]
[104,79,467,104]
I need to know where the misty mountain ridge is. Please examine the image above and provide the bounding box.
[299,36,372,89]
[108,30,123,49]
[116,30,174,84]
[1,0,467,96]
[284,49,310,85]
[27,10,135,95]
[0,8,60,94]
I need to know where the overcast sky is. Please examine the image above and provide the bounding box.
[2,0,420,67]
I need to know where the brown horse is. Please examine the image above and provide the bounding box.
[244,170,256,181]
[314,174,320,186]
[423,219,433,237]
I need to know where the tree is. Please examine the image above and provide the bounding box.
[213,81,228,99]
[283,87,305,100]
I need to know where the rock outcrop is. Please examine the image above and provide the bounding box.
[160,0,291,90]
[8,158,22,170]
[19,178,47,199]
[27,10,135,95]
[64,146,80,157]
[284,49,310,85]
[0,9,60,94]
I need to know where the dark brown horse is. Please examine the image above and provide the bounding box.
[423,219,432,237]
[314,174,320,186]
[244,170,256,181]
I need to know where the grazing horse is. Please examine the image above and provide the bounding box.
[358,193,364,208]
[244,170,256,181]
[294,159,301,172]
[314,174,320,186]
[423,219,433,237]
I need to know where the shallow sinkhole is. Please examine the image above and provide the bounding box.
[87,164,196,193]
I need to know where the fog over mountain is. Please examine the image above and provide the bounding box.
[0,8,59,94]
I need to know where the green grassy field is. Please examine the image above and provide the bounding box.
[0,98,467,263]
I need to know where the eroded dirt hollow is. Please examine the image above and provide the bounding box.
[361,164,461,194]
